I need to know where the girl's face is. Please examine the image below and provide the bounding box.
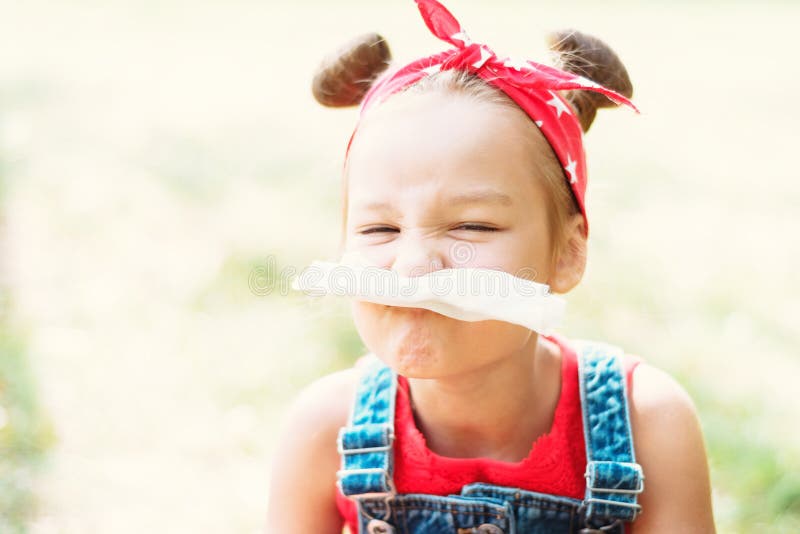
[344,90,560,379]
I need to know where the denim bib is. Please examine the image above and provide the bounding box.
[337,341,644,534]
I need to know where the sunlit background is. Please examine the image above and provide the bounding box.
[0,1,798,532]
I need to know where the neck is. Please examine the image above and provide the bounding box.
[406,334,562,462]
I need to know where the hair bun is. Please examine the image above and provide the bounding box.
[546,29,633,132]
[312,32,392,108]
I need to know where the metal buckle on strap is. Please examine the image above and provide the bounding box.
[335,467,398,495]
[583,461,644,520]
[337,424,396,503]
[584,462,645,495]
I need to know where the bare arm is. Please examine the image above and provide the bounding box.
[629,363,716,533]
[265,368,359,534]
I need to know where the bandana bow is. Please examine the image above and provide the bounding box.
[345,0,639,234]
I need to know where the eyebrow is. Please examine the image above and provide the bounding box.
[353,188,514,213]
[446,189,514,207]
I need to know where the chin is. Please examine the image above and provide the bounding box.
[386,338,445,378]
[385,307,447,375]
[353,304,451,377]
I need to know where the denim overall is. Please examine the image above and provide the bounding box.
[337,340,645,534]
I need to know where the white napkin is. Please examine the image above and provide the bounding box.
[290,252,566,335]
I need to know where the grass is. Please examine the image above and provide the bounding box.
[683,376,800,533]
[0,308,53,532]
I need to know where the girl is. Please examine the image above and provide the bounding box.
[267,1,714,532]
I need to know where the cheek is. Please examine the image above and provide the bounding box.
[343,241,395,269]
[455,235,552,285]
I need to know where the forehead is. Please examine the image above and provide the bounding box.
[345,91,544,205]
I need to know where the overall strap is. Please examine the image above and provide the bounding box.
[576,340,644,525]
[336,357,398,497]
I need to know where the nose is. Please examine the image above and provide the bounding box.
[391,233,445,278]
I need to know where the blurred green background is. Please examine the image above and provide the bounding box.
[0,0,798,532]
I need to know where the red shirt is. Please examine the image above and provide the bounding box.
[336,334,641,532]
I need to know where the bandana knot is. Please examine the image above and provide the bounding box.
[440,42,495,73]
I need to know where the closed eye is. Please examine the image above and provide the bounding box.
[454,224,498,232]
[358,224,498,235]
[359,226,400,235]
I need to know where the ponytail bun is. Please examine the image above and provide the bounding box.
[546,30,633,132]
[311,32,392,108]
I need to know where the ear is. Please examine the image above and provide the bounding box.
[549,213,587,294]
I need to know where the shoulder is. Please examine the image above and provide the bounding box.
[626,362,716,532]
[284,365,362,431]
[274,365,366,470]
[280,354,387,452]
[266,365,364,532]
[629,362,696,424]
[627,363,706,465]
[282,354,383,434]
[627,363,706,479]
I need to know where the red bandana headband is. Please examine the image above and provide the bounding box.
[344,0,639,234]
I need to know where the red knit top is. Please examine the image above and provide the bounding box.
[335,334,641,533]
